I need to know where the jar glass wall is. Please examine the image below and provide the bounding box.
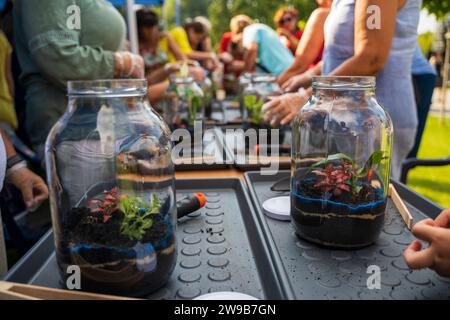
[158,75,204,130]
[45,79,176,296]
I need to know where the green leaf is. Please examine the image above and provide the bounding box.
[310,153,354,169]
[357,151,386,178]
[244,95,257,110]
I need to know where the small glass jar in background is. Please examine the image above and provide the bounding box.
[158,75,204,130]
[242,74,282,127]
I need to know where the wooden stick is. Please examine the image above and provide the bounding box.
[0,281,138,300]
[389,184,413,230]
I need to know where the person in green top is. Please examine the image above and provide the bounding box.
[13,0,144,158]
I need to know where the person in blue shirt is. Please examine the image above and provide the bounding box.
[408,44,438,158]
[239,18,294,76]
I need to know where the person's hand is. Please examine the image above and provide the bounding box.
[114,52,145,79]
[188,66,206,82]
[281,71,314,92]
[404,209,450,278]
[8,167,49,212]
[262,89,309,126]
[276,27,290,37]
[219,52,234,64]
[164,62,182,74]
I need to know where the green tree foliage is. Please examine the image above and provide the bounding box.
[164,0,210,29]
[207,0,316,44]
[422,0,450,19]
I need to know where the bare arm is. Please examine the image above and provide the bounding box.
[187,50,216,61]
[328,0,400,77]
[243,42,258,73]
[165,33,186,61]
[278,8,329,85]
[1,129,16,159]
[202,36,212,52]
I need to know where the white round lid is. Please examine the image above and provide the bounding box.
[194,292,259,300]
[262,196,291,221]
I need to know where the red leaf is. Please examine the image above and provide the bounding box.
[91,207,103,214]
[103,200,114,206]
[105,194,116,201]
[338,184,350,191]
[103,215,111,223]
[87,199,101,206]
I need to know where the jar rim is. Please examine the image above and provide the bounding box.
[67,79,148,97]
[169,75,194,84]
[312,76,376,90]
[252,74,277,83]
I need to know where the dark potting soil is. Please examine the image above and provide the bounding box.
[291,177,387,249]
[57,205,176,296]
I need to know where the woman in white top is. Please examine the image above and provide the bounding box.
[263,0,420,179]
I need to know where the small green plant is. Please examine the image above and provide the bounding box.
[308,151,386,196]
[187,93,202,126]
[119,194,160,241]
[244,94,264,125]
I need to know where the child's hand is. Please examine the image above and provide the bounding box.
[404,209,450,277]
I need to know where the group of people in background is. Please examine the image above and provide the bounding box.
[0,0,449,278]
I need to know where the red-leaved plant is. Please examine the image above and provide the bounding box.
[86,187,128,223]
[308,151,386,196]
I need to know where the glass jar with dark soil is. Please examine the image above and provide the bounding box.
[45,80,176,296]
[291,77,393,249]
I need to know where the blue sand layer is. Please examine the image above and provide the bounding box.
[291,192,386,213]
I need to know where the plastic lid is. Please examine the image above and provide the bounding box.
[262,196,291,221]
[194,292,259,300]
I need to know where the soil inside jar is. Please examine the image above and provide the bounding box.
[59,193,176,297]
[291,175,386,249]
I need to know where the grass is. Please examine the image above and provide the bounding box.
[407,115,450,208]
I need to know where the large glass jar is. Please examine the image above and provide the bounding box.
[45,80,176,296]
[242,74,282,126]
[291,77,393,248]
[158,75,204,130]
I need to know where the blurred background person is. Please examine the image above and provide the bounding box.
[407,44,438,159]
[192,16,217,70]
[274,6,303,55]
[277,0,332,86]
[170,20,219,71]
[238,16,294,76]
[263,0,421,179]
[136,9,205,104]
[218,15,252,76]
[137,8,184,76]
[13,0,144,160]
